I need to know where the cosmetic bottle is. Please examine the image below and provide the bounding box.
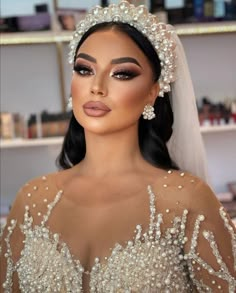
[193,0,204,21]
[204,0,214,20]
[213,0,225,20]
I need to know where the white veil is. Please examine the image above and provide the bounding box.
[167,29,210,183]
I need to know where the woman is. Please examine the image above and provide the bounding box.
[1,1,235,292]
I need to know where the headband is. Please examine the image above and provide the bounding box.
[68,0,176,97]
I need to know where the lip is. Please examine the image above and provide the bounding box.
[83,101,111,117]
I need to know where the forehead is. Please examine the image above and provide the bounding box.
[77,29,149,64]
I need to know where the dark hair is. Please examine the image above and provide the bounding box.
[57,22,178,170]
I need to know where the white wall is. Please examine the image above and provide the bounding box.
[0,44,62,116]
[180,34,236,102]
[1,145,61,208]
[202,130,236,193]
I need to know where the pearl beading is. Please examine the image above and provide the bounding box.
[1,173,236,292]
[68,0,176,97]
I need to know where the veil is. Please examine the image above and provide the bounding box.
[167,28,210,183]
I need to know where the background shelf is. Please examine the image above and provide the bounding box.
[1,21,236,45]
[1,124,236,149]
[0,137,64,149]
[200,124,236,133]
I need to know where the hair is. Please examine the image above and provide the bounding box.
[57,22,178,170]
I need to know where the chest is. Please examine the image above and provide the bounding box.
[47,188,151,272]
[16,184,192,292]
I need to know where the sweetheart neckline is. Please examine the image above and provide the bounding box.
[21,185,158,275]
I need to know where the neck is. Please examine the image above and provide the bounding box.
[78,126,145,177]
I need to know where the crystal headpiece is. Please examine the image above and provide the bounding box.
[69,0,176,97]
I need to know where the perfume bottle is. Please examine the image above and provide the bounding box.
[193,0,204,21]
[213,0,225,20]
[204,0,214,20]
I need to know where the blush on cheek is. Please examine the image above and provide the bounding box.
[118,86,150,108]
[71,78,84,100]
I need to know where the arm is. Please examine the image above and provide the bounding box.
[0,175,55,292]
[0,186,26,292]
[184,181,236,292]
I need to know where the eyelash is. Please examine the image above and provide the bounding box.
[73,64,93,76]
[73,64,139,80]
[111,70,139,80]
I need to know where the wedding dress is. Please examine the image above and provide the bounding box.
[1,171,235,292]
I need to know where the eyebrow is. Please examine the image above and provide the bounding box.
[76,53,96,63]
[111,57,141,68]
[76,53,142,68]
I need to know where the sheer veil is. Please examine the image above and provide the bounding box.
[167,28,210,183]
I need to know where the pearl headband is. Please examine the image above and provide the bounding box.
[68,0,177,97]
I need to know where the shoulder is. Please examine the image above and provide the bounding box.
[151,168,221,216]
[16,172,60,203]
[6,172,62,226]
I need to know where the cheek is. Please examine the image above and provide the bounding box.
[71,76,86,101]
[114,81,151,109]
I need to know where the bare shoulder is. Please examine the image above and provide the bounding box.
[4,172,62,227]
[17,172,61,202]
[150,168,220,215]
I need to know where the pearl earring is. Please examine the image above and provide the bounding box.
[142,104,156,120]
[67,97,72,110]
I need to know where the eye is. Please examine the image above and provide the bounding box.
[73,64,94,76]
[112,70,139,80]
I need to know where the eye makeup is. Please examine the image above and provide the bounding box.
[73,62,94,76]
[74,54,142,80]
[111,68,140,80]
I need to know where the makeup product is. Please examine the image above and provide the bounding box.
[193,0,204,21]
[0,113,14,139]
[213,0,225,19]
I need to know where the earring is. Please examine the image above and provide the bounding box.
[67,97,72,110]
[142,104,156,120]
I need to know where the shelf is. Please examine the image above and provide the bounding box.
[175,21,236,36]
[0,137,63,149]
[0,125,235,149]
[0,30,72,45]
[200,124,236,133]
[0,21,236,45]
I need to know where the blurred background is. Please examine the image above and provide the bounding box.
[0,0,236,226]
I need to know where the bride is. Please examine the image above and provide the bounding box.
[1,1,235,292]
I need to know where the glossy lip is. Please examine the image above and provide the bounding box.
[83,101,111,117]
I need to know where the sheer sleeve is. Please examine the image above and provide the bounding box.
[0,183,27,292]
[184,180,236,292]
[0,174,58,292]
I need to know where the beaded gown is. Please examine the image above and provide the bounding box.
[0,170,235,292]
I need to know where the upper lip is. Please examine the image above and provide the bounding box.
[83,101,111,111]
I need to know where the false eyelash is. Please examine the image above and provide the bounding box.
[73,64,93,75]
[112,70,139,80]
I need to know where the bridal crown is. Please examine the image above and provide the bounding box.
[69,0,177,97]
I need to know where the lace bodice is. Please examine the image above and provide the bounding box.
[1,171,236,292]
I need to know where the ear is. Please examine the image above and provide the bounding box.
[148,82,160,105]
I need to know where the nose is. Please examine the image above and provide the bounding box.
[90,75,107,97]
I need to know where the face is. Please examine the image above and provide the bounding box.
[71,29,159,135]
